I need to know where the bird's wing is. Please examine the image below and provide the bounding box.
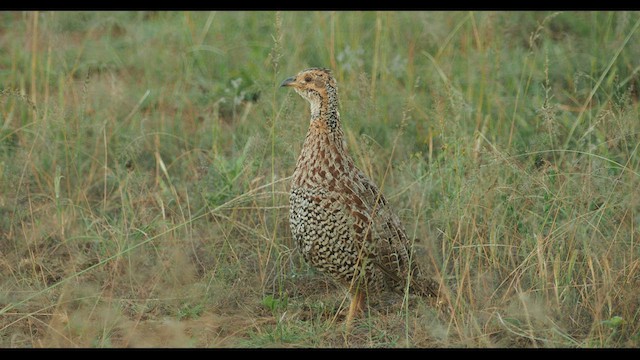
[351,170,438,298]
[349,171,417,288]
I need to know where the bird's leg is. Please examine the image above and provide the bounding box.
[345,289,365,330]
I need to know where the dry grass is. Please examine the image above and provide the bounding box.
[1,11,640,348]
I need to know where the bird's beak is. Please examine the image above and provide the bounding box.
[280,76,296,87]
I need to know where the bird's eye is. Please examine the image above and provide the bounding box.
[304,76,312,82]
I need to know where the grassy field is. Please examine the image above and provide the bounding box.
[1,11,639,348]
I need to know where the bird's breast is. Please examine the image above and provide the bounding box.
[292,134,349,191]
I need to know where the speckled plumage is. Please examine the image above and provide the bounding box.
[281,68,437,321]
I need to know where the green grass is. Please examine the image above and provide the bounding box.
[1,10,639,348]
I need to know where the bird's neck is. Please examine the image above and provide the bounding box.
[309,89,340,134]
[295,108,351,189]
[293,84,355,190]
[309,101,344,148]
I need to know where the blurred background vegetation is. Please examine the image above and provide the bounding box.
[0,11,639,347]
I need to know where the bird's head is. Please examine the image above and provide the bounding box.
[280,67,337,109]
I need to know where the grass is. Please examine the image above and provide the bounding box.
[1,10,639,348]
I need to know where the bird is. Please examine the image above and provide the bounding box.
[281,67,438,327]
